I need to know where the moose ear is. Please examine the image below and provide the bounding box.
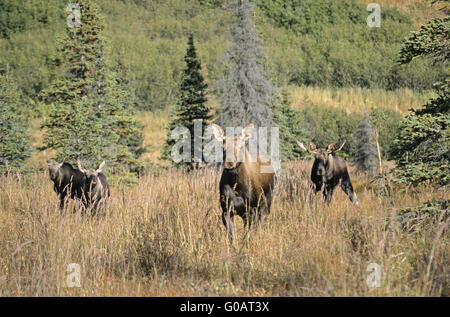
[58,158,65,168]
[296,141,308,152]
[210,124,225,141]
[46,159,52,166]
[96,161,105,173]
[240,124,254,141]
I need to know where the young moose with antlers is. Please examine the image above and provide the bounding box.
[297,141,360,207]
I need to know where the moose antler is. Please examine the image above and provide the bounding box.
[296,141,308,152]
[296,141,319,154]
[336,141,346,152]
[327,141,346,153]
[77,160,86,173]
[308,142,317,153]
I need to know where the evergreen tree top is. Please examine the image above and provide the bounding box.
[40,0,143,173]
[163,34,211,168]
[217,0,275,130]
[40,0,107,105]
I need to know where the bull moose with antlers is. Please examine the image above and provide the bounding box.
[297,141,360,207]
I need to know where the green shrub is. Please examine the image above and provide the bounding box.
[297,104,361,159]
[369,108,403,160]
[271,88,307,161]
[259,0,445,90]
[0,0,65,39]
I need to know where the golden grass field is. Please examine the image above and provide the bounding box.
[289,86,435,114]
[1,86,447,296]
[0,161,448,296]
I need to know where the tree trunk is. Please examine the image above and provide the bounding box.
[374,129,382,175]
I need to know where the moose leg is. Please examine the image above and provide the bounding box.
[59,194,66,211]
[90,195,106,216]
[341,177,360,206]
[258,210,268,227]
[241,213,248,228]
[242,205,253,229]
[310,182,321,207]
[90,201,99,216]
[222,208,235,246]
[81,191,89,210]
[221,193,237,247]
[257,194,270,227]
[323,183,337,205]
[245,206,256,229]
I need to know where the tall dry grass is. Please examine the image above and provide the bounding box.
[0,162,447,296]
[138,110,170,167]
[290,86,434,114]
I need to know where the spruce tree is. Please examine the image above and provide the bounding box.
[271,88,306,161]
[352,113,378,173]
[391,13,449,187]
[111,53,144,163]
[102,56,145,172]
[216,0,274,130]
[392,3,449,227]
[162,34,211,169]
[0,70,31,171]
[40,0,143,170]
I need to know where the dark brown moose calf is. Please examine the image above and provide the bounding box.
[47,159,87,210]
[211,124,276,246]
[296,141,360,207]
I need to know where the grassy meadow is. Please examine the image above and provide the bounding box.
[1,87,448,296]
[289,86,435,114]
[3,83,444,297]
[0,162,447,296]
